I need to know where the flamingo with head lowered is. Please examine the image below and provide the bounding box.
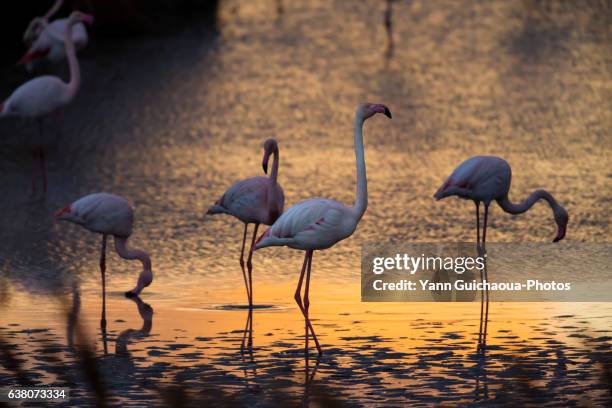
[255,103,392,355]
[55,193,153,329]
[1,11,93,194]
[433,155,569,349]
[20,0,89,69]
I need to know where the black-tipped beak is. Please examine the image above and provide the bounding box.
[262,162,268,174]
[553,225,566,242]
[384,107,392,118]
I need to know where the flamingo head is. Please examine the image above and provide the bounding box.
[553,206,569,242]
[23,17,46,44]
[68,11,94,26]
[358,103,392,121]
[262,138,279,174]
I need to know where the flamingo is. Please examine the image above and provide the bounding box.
[255,103,392,355]
[434,155,569,349]
[207,139,284,349]
[55,192,153,329]
[207,139,285,306]
[1,11,93,194]
[20,0,89,68]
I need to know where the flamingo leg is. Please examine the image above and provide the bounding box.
[246,223,259,308]
[245,223,259,347]
[239,223,251,304]
[476,201,484,350]
[304,251,321,355]
[294,250,321,354]
[482,204,490,348]
[100,234,107,330]
[304,253,310,354]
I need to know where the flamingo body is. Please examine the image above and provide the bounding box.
[209,175,284,225]
[256,198,357,250]
[20,20,88,66]
[434,156,511,203]
[1,76,70,118]
[57,192,134,237]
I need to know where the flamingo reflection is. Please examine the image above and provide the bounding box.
[115,296,153,356]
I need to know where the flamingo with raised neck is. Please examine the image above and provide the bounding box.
[255,103,392,355]
[1,11,93,194]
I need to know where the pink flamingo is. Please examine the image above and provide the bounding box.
[434,155,569,349]
[55,192,153,328]
[207,139,285,308]
[1,11,93,194]
[20,0,89,68]
[208,139,284,351]
[255,103,392,355]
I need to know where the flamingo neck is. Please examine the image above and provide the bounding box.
[114,236,152,270]
[352,113,367,218]
[45,0,64,20]
[64,20,81,101]
[269,147,279,185]
[498,189,559,215]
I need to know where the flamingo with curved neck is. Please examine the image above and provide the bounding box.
[254,103,392,355]
[56,192,154,328]
[21,0,89,69]
[207,139,285,351]
[1,11,93,194]
[23,0,64,44]
[434,155,569,351]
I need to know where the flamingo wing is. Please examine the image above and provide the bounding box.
[212,177,269,223]
[256,198,351,250]
[64,193,134,237]
[434,156,510,201]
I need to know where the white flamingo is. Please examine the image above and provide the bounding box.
[1,11,93,193]
[255,103,392,354]
[20,0,89,68]
[55,192,153,328]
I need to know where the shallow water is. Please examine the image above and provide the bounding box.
[0,0,611,406]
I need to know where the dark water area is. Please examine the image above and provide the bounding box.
[0,0,611,406]
[0,0,219,63]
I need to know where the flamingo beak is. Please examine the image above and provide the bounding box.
[383,106,392,118]
[262,151,271,174]
[553,213,568,242]
[54,205,71,219]
[553,224,566,242]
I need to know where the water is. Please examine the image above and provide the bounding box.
[0,0,610,406]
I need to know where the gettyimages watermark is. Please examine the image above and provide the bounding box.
[361,243,612,302]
